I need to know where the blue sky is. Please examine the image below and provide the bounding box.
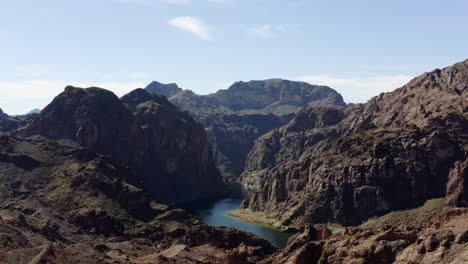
[1,0,467,114]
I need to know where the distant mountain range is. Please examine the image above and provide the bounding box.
[145,79,346,180]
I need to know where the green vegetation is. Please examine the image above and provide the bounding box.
[361,198,446,229]
[227,208,280,229]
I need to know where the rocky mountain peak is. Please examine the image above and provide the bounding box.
[22,86,226,204]
[241,59,468,227]
[145,81,183,98]
[344,60,467,133]
[212,79,346,112]
[121,88,175,112]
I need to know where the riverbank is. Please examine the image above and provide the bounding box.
[191,198,294,247]
[227,208,281,229]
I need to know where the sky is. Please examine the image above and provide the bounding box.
[0,0,467,114]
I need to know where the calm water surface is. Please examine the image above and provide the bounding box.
[191,184,293,248]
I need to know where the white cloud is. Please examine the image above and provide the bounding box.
[248,24,288,38]
[0,80,146,115]
[168,16,212,40]
[296,74,414,104]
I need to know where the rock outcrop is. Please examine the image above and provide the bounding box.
[21,86,226,204]
[147,79,346,180]
[265,201,468,264]
[447,158,468,207]
[0,135,274,263]
[241,59,468,226]
[207,79,345,114]
[0,108,38,132]
[0,109,21,132]
[145,81,183,98]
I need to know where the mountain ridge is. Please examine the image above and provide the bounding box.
[241,59,468,227]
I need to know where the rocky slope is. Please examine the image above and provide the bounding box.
[0,108,37,132]
[20,86,226,204]
[241,59,468,227]
[265,199,468,264]
[145,81,183,98]
[0,134,275,263]
[147,79,346,180]
[207,79,345,114]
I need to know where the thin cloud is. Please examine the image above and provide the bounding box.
[296,74,414,104]
[168,16,212,40]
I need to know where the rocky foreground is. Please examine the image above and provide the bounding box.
[267,199,468,263]
[0,135,275,263]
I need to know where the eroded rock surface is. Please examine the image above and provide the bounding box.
[147,79,346,180]
[242,59,468,226]
[21,87,226,203]
[265,201,468,264]
[0,135,274,264]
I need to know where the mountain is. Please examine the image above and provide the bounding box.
[21,86,226,204]
[166,79,345,117]
[208,79,345,114]
[0,134,275,263]
[26,108,41,115]
[0,108,30,132]
[146,79,346,180]
[145,81,183,98]
[241,59,468,227]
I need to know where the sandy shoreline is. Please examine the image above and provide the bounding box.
[227,208,281,229]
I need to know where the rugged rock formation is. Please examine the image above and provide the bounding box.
[0,108,37,132]
[242,59,468,226]
[21,86,226,204]
[145,81,183,98]
[147,79,345,180]
[0,108,20,132]
[265,200,468,264]
[0,135,275,263]
[447,158,468,207]
[205,113,294,179]
[208,79,345,114]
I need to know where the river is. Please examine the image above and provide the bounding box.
[190,183,294,248]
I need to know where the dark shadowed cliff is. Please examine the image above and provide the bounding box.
[147,79,346,180]
[0,135,275,263]
[21,86,227,204]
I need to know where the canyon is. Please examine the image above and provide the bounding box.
[0,59,466,263]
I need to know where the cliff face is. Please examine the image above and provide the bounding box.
[208,79,345,113]
[241,60,468,227]
[0,135,275,263]
[147,79,345,180]
[204,113,294,179]
[145,81,183,98]
[265,200,468,264]
[0,108,36,132]
[21,87,226,204]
